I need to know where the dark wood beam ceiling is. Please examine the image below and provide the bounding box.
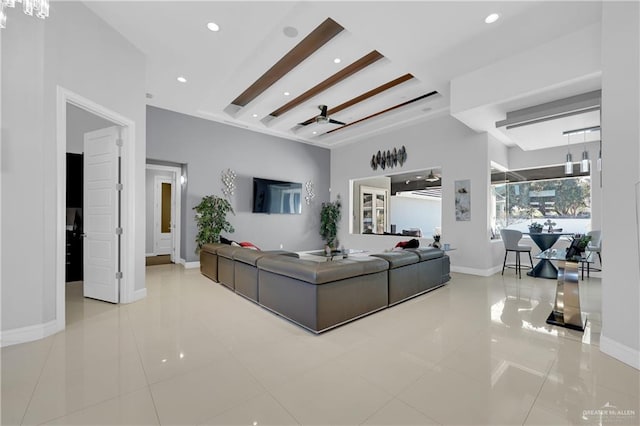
[298,73,415,126]
[270,50,385,118]
[231,18,344,107]
[325,91,439,134]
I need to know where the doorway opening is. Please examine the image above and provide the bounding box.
[145,163,182,265]
[56,86,138,332]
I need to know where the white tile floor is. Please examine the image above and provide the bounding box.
[2,265,638,425]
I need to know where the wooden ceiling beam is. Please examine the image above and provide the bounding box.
[231,18,344,107]
[270,50,385,118]
[298,73,414,125]
[325,91,439,134]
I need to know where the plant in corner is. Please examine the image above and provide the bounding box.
[320,195,342,249]
[193,195,235,252]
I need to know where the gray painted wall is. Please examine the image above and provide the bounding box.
[332,114,492,272]
[1,2,146,333]
[146,106,331,261]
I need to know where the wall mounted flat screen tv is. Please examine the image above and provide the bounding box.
[252,177,302,214]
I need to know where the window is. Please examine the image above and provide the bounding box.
[491,165,591,236]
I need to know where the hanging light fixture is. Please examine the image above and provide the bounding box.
[565,132,573,175]
[0,0,49,29]
[580,130,590,173]
[425,170,440,182]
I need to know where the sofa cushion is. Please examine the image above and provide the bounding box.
[257,255,388,284]
[405,247,443,261]
[217,245,242,260]
[201,243,226,254]
[370,251,420,268]
[233,249,299,266]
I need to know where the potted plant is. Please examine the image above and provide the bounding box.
[528,222,543,233]
[193,195,235,252]
[320,195,342,250]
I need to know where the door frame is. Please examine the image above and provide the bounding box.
[56,86,137,331]
[146,164,181,263]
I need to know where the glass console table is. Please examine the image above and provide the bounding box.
[536,248,594,280]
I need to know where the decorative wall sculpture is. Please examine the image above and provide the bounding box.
[305,180,315,205]
[370,145,406,171]
[221,168,236,198]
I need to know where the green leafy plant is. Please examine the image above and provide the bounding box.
[529,222,543,233]
[320,195,342,249]
[193,195,234,251]
[575,234,592,251]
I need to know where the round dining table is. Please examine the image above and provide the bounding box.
[524,232,574,278]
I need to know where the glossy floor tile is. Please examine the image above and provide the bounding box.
[2,264,638,425]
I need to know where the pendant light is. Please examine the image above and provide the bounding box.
[580,130,590,173]
[565,132,573,175]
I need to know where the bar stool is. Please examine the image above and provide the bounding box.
[500,229,534,278]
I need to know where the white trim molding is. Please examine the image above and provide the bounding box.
[600,335,640,370]
[183,261,201,269]
[0,320,62,348]
[451,265,503,277]
[133,288,147,302]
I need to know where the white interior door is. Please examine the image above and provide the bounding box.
[154,176,173,256]
[83,126,120,303]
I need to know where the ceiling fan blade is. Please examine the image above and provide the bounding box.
[329,118,346,125]
[298,119,313,126]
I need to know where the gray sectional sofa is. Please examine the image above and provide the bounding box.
[200,243,450,333]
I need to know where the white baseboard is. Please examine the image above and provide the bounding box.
[145,253,155,257]
[132,288,147,302]
[183,261,200,269]
[1,319,62,348]
[600,335,640,370]
[451,265,502,276]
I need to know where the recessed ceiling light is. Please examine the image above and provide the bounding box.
[283,91,290,96]
[177,76,187,83]
[207,22,220,32]
[312,131,317,135]
[485,13,500,24]
[333,58,341,64]
[252,113,258,118]
[416,176,423,179]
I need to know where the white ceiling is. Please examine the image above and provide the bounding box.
[83,0,603,149]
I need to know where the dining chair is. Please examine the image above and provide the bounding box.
[500,229,534,278]
[585,230,602,269]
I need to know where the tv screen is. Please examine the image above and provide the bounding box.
[252,177,302,214]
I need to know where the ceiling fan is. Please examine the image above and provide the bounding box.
[302,105,346,126]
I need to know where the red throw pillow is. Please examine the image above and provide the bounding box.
[239,241,260,250]
[395,239,419,249]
